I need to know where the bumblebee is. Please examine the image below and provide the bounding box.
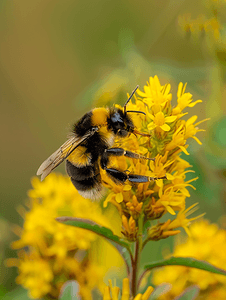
[37,86,165,200]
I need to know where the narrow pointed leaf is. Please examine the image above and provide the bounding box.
[56,217,130,250]
[174,286,200,300]
[144,256,226,276]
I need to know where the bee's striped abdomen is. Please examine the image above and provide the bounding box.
[66,160,103,200]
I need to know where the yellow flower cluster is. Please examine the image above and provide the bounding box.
[103,278,154,300]
[152,219,226,300]
[102,76,207,241]
[8,174,110,299]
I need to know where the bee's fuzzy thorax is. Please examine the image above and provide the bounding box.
[91,107,109,127]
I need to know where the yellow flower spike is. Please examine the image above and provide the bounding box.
[103,286,112,300]
[11,174,112,299]
[121,278,130,300]
[141,286,154,300]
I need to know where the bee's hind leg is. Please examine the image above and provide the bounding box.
[104,167,166,184]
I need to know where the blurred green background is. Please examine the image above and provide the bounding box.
[1,0,226,298]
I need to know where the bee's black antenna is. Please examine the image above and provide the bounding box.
[127,110,146,115]
[124,85,139,113]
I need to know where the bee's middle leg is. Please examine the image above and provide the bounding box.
[100,147,154,170]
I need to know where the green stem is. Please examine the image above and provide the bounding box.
[131,213,144,297]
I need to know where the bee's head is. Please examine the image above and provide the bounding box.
[109,107,135,137]
[108,86,149,138]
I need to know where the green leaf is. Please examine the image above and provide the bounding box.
[144,256,226,276]
[60,281,80,300]
[175,286,200,300]
[149,283,172,300]
[56,217,131,252]
[1,288,30,300]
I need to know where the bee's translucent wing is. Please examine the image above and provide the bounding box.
[37,128,98,181]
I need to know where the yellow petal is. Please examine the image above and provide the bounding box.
[166,205,176,215]
[179,145,190,155]
[160,124,171,131]
[137,89,147,97]
[186,115,198,127]
[112,287,120,300]
[165,115,177,123]
[192,136,202,145]
[134,294,142,300]
[147,123,156,131]
[141,286,154,300]
[115,193,123,203]
[103,287,111,300]
[188,99,202,107]
[121,278,130,300]
[164,83,171,95]
[103,192,114,208]
[182,82,187,94]
[123,185,132,191]
[195,118,210,126]
[166,173,174,180]
[177,82,183,98]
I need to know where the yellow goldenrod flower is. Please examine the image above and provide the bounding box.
[154,185,186,216]
[147,111,177,132]
[149,152,174,179]
[9,174,113,300]
[102,76,206,247]
[137,75,172,114]
[172,82,202,116]
[165,123,189,155]
[152,220,226,299]
[103,278,154,300]
[184,115,210,145]
[161,203,205,237]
